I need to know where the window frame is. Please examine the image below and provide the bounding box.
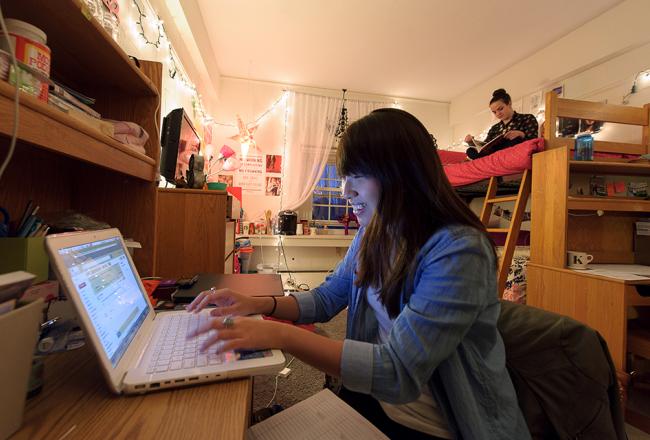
[310,163,354,227]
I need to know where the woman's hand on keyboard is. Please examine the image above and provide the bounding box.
[186,288,258,317]
[187,315,285,353]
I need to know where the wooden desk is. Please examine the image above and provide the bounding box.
[11,347,252,439]
[527,263,650,371]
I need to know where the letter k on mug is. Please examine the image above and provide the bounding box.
[567,251,594,270]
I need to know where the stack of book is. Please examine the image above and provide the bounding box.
[47,80,113,137]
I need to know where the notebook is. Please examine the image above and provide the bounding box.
[45,228,285,394]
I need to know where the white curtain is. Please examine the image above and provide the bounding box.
[280,91,388,211]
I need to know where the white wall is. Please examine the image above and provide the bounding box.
[213,77,451,223]
[449,0,650,145]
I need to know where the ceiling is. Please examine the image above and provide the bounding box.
[191,0,624,102]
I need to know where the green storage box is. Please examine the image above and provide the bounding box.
[0,238,48,283]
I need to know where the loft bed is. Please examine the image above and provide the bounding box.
[438,138,545,296]
[532,91,650,424]
[534,91,650,268]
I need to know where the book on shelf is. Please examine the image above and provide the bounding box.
[48,95,114,137]
[50,80,95,105]
[49,94,100,119]
[49,86,100,118]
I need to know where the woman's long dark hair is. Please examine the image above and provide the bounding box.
[337,108,495,317]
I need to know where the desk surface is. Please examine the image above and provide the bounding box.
[11,346,252,439]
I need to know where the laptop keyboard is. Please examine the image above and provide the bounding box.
[145,313,225,374]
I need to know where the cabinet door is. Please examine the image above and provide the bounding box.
[155,190,226,277]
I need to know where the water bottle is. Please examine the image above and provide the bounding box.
[574,132,593,161]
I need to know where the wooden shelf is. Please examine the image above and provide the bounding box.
[238,234,356,248]
[0,81,156,181]
[3,0,157,96]
[568,195,650,212]
[570,160,650,176]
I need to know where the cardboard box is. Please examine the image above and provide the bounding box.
[0,298,43,440]
[0,238,48,283]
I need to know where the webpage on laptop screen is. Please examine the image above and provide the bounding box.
[58,237,148,367]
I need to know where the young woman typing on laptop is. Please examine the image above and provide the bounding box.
[187,109,530,439]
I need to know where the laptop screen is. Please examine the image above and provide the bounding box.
[57,236,149,367]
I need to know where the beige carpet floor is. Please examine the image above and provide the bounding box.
[252,309,347,414]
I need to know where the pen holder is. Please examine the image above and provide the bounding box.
[0,237,48,283]
[0,298,43,440]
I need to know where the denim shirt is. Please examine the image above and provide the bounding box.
[291,225,530,440]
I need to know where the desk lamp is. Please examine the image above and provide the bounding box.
[206,144,241,179]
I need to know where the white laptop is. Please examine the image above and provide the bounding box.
[45,228,285,394]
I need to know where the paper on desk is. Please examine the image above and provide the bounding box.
[577,264,650,281]
[246,389,388,440]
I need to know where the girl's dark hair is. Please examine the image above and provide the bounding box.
[490,88,511,105]
[337,108,495,317]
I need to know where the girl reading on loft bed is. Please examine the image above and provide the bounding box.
[186,108,530,439]
[465,88,538,160]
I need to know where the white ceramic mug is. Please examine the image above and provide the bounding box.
[567,251,594,269]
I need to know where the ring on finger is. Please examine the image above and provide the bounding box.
[222,315,235,328]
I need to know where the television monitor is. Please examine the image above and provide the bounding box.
[159,108,201,183]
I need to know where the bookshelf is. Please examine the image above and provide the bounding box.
[0,0,161,275]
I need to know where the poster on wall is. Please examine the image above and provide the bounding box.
[265,176,282,196]
[265,154,282,174]
[234,155,265,194]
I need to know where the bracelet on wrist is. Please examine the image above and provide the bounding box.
[268,296,277,316]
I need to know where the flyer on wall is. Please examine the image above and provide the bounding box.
[234,155,265,194]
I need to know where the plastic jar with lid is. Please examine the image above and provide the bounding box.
[0,18,51,101]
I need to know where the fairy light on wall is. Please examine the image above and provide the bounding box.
[211,91,290,128]
[129,0,211,122]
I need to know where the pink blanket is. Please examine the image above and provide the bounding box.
[440,138,545,187]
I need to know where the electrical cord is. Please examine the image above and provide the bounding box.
[278,235,296,287]
[265,356,296,408]
[0,2,20,182]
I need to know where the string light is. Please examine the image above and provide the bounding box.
[212,91,289,128]
[131,0,163,48]
[130,0,212,122]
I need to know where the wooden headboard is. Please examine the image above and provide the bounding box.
[542,91,650,155]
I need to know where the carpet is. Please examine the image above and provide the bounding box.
[252,309,347,414]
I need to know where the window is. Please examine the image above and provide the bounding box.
[312,163,350,223]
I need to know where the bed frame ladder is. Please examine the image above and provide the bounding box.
[479,169,532,297]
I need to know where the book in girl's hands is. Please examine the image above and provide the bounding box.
[470,132,505,151]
